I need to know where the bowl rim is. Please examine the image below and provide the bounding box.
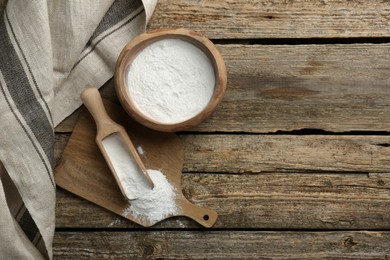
[114,28,227,132]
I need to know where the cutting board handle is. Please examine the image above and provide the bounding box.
[179,199,218,228]
[81,88,117,133]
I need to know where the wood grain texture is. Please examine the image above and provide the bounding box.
[56,172,390,229]
[182,134,390,173]
[53,231,390,259]
[55,43,390,133]
[197,43,390,133]
[55,133,390,173]
[50,2,390,258]
[148,0,390,39]
[54,134,69,164]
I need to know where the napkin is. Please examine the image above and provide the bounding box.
[0,0,157,258]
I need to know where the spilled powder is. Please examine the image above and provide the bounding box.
[102,133,177,222]
[136,146,144,156]
[123,169,178,223]
[107,218,122,227]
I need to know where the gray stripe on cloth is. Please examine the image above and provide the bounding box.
[18,207,40,243]
[35,235,49,260]
[1,166,42,249]
[0,11,55,172]
[71,1,144,71]
[90,0,143,41]
[5,10,53,125]
[16,204,47,258]
[0,80,55,188]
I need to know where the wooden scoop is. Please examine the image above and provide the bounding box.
[80,88,154,200]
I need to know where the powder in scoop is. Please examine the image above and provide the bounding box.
[102,133,177,222]
[123,169,178,223]
[101,133,151,200]
[126,38,215,124]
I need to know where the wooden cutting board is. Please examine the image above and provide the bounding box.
[55,99,217,227]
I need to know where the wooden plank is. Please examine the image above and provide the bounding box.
[55,133,390,173]
[54,134,70,164]
[182,134,390,173]
[55,172,390,229]
[198,44,390,133]
[53,231,390,259]
[55,44,390,133]
[148,0,390,39]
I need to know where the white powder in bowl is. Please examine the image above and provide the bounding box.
[126,38,216,124]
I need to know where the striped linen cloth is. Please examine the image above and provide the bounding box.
[0,0,157,259]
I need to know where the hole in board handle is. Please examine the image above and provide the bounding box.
[203,215,209,221]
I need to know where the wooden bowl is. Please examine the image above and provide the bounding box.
[115,28,227,132]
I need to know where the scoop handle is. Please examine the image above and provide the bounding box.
[81,88,116,133]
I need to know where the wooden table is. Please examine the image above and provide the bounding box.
[53,1,390,259]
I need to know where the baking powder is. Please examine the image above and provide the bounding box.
[123,169,178,223]
[126,38,215,124]
[101,133,151,200]
[102,133,178,222]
